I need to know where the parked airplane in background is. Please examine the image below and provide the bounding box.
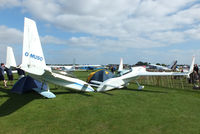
[49,65,75,76]
[90,57,195,92]
[20,17,94,98]
[147,60,177,71]
[49,63,105,73]
[77,64,105,71]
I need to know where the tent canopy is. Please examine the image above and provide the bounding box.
[11,75,47,94]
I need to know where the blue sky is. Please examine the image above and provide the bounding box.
[0,0,200,65]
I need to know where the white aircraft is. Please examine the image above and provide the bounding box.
[93,57,195,92]
[148,60,177,71]
[20,17,94,98]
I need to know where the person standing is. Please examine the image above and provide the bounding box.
[194,64,199,74]
[4,67,14,86]
[16,67,25,79]
[0,63,7,87]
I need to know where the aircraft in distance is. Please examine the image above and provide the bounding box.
[19,17,94,98]
[77,64,105,70]
[90,57,195,92]
[48,58,76,74]
[147,60,177,71]
[49,65,75,76]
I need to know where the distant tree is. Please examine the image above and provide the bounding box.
[135,61,148,66]
[156,63,161,65]
[156,63,167,66]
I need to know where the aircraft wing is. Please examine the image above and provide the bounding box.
[137,71,188,77]
[40,70,94,92]
[139,56,195,77]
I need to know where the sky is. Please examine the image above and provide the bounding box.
[0,0,200,65]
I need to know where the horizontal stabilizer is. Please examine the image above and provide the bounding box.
[90,80,103,85]
[104,84,120,88]
[32,88,56,98]
[89,83,100,87]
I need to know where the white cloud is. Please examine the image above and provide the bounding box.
[21,0,200,48]
[41,35,66,45]
[184,26,200,40]
[1,0,200,64]
[0,25,23,45]
[0,0,21,9]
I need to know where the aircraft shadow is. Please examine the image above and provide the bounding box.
[0,88,42,117]
[0,87,94,117]
[98,92,114,96]
[55,90,93,97]
[122,88,168,94]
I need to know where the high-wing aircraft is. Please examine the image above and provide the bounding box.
[19,17,94,98]
[92,57,195,92]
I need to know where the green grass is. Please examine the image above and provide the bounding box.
[1,72,200,134]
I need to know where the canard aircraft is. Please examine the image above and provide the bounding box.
[91,57,195,92]
[19,18,94,98]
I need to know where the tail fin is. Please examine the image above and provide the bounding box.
[6,46,17,68]
[118,58,123,72]
[169,60,177,70]
[21,17,49,74]
[188,56,195,76]
[72,58,76,71]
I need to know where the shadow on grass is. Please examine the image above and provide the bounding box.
[98,92,114,96]
[122,88,168,94]
[55,90,93,97]
[0,88,94,117]
[0,86,94,117]
[0,88,42,117]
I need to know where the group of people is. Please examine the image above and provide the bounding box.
[0,63,25,88]
[0,63,13,87]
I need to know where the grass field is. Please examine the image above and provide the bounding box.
[1,71,200,134]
